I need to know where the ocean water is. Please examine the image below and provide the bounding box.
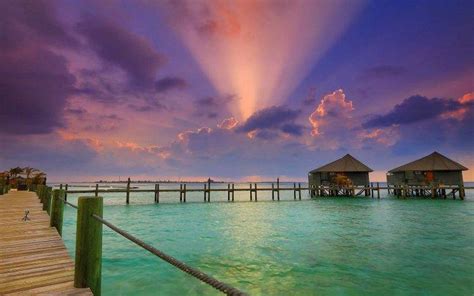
[59,183,474,295]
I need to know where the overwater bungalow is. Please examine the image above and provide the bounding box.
[387,151,468,198]
[308,154,373,197]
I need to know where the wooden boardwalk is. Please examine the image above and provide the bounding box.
[0,190,92,295]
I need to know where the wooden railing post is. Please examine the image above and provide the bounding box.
[293,183,296,200]
[179,184,183,202]
[155,184,160,203]
[44,186,52,214]
[227,184,230,201]
[249,183,253,201]
[204,184,207,202]
[277,178,280,200]
[95,184,99,197]
[75,196,103,296]
[376,182,380,199]
[183,184,186,203]
[51,189,65,236]
[231,184,235,202]
[272,183,275,201]
[126,178,131,204]
[207,179,211,202]
[65,184,68,201]
[298,183,302,200]
[254,183,258,202]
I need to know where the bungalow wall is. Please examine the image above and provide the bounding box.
[309,172,370,187]
[387,170,464,186]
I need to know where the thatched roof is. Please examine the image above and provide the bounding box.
[389,152,468,173]
[310,154,373,173]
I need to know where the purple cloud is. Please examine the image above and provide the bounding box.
[237,106,304,137]
[0,0,77,50]
[0,48,75,134]
[364,95,462,128]
[155,77,187,93]
[77,16,166,88]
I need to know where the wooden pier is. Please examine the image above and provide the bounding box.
[58,179,472,204]
[0,190,92,295]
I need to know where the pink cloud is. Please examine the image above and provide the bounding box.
[309,89,354,136]
[218,117,239,129]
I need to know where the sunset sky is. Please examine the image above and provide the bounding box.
[1,0,473,182]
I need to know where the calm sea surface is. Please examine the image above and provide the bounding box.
[58,182,474,295]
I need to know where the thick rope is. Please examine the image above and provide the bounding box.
[91,214,247,296]
[58,197,78,209]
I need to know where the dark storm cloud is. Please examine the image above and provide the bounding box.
[0,1,79,135]
[155,77,188,93]
[237,106,302,134]
[363,65,406,79]
[77,16,166,88]
[0,48,75,135]
[0,0,77,50]
[363,95,462,128]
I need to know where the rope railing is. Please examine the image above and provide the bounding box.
[91,213,246,296]
[59,196,78,209]
[49,190,246,295]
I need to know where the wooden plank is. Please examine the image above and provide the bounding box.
[0,191,92,295]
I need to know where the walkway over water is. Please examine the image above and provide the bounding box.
[0,190,92,295]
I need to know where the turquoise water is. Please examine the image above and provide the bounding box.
[59,183,474,295]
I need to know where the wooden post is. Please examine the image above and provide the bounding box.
[277,178,280,200]
[272,183,275,201]
[51,189,65,236]
[179,184,183,202]
[207,179,211,202]
[95,184,99,197]
[298,183,302,200]
[60,184,63,189]
[44,187,52,214]
[232,184,235,202]
[227,184,230,201]
[376,182,380,199]
[254,183,258,202]
[126,178,130,204]
[293,183,296,200]
[65,184,68,201]
[370,182,373,198]
[460,184,465,200]
[204,184,207,202]
[183,184,187,203]
[154,184,159,203]
[74,196,103,296]
[249,183,253,201]
[431,185,436,199]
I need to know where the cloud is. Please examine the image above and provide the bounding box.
[155,77,188,93]
[77,16,166,88]
[218,117,239,129]
[361,92,474,155]
[237,106,303,138]
[309,89,354,136]
[0,48,75,134]
[363,95,463,128]
[0,0,77,50]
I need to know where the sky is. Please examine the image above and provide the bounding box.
[0,0,473,182]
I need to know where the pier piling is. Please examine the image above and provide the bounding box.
[50,189,65,236]
[75,196,103,296]
[126,178,131,204]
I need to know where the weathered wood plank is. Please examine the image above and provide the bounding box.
[0,191,92,295]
